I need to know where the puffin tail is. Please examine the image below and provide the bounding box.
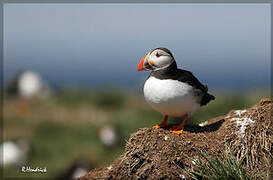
[200,93,215,106]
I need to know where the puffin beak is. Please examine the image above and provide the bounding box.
[137,56,148,71]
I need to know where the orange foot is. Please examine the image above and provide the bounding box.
[170,127,183,135]
[169,114,187,135]
[153,115,168,129]
[153,124,164,129]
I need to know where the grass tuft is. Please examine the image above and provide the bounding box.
[188,147,251,180]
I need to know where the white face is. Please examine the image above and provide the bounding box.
[145,49,174,71]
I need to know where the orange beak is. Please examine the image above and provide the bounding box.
[137,56,147,71]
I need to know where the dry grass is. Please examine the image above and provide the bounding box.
[224,98,272,176]
[79,98,273,180]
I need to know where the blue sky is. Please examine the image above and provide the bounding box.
[3,3,271,91]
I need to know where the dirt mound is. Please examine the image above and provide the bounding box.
[79,98,272,180]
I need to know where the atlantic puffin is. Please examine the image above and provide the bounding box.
[6,70,52,99]
[137,47,215,134]
[6,70,52,116]
[56,159,92,179]
[0,139,30,167]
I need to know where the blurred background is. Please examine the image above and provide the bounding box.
[2,3,271,179]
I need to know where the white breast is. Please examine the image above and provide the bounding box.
[144,76,201,117]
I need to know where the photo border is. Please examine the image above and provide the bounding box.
[0,1,271,179]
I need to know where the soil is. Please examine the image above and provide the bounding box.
[79,98,272,180]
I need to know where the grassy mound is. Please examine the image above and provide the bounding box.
[79,98,272,180]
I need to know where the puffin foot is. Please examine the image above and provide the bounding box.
[169,114,188,135]
[153,115,168,129]
[153,124,165,129]
[170,127,183,134]
[153,125,160,128]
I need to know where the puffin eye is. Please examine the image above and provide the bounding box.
[156,52,160,58]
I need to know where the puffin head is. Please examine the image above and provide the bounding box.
[137,47,175,71]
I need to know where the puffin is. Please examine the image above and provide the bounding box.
[137,47,215,134]
[56,159,92,180]
[6,70,53,116]
[0,139,30,167]
[6,70,52,99]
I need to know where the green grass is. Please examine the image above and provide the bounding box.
[188,146,271,180]
[188,147,251,180]
[55,87,125,109]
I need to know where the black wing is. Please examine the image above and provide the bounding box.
[176,69,215,106]
[175,69,208,93]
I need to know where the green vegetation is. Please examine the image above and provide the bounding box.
[188,148,250,180]
[188,147,271,180]
[2,88,269,178]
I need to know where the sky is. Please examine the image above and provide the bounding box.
[3,3,271,92]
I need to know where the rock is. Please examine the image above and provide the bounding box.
[79,98,272,180]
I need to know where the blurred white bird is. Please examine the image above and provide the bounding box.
[6,70,52,99]
[6,70,53,116]
[98,126,121,148]
[56,159,92,180]
[0,139,30,167]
